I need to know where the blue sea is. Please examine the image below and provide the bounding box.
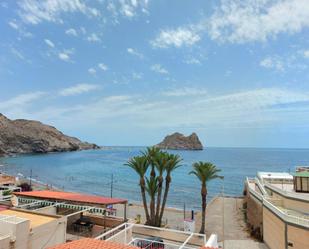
[1,147,309,210]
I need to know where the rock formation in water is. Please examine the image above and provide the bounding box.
[0,113,99,156]
[156,132,203,150]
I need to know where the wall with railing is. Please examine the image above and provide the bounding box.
[245,177,309,229]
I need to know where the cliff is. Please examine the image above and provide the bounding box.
[0,113,99,156]
[156,132,203,150]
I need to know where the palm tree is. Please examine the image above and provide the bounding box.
[125,156,150,223]
[159,153,182,226]
[189,162,221,234]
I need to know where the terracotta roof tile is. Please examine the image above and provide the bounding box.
[48,239,140,249]
[14,190,127,205]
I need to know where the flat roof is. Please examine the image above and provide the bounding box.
[48,239,139,249]
[0,209,56,228]
[257,172,293,180]
[294,171,309,177]
[14,190,127,206]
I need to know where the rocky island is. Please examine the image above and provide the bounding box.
[156,132,203,150]
[0,113,99,157]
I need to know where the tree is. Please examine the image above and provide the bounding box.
[125,156,150,222]
[189,162,221,234]
[125,147,182,227]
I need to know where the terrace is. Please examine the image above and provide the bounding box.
[95,222,207,249]
[13,190,128,241]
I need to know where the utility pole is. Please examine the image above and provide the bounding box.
[110,174,114,198]
[29,169,32,187]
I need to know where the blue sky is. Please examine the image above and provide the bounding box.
[1,0,309,148]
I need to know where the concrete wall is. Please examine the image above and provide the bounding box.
[268,189,309,213]
[29,216,66,249]
[287,224,309,249]
[0,235,10,248]
[245,187,263,239]
[263,207,285,249]
[35,206,57,215]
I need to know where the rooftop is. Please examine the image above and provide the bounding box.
[0,209,56,228]
[294,171,309,177]
[48,239,139,249]
[14,190,127,206]
[257,172,293,180]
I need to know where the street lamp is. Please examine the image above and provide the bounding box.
[219,176,225,248]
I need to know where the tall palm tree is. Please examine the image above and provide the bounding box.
[159,153,182,226]
[125,156,150,223]
[189,162,221,234]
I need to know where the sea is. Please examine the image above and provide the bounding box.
[1,147,309,210]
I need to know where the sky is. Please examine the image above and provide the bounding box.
[1,0,309,148]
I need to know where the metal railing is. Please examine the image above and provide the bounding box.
[263,199,309,228]
[264,182,309,202]
[96,223,206,249]
[255,177,268,196]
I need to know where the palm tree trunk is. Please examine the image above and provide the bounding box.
[149,196,155,225]
[200,184,207,234]
[158,177,170,226]
[141,185,150,223]
[155,177,163,226]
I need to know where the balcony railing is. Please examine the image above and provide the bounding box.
[264,182,309,202]
[263,198,309,228]
[96,223,206,249]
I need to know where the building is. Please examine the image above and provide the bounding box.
[293,167,309,193]
[13,190,129,241]
[0,208,66,249]
[245,170,309,249]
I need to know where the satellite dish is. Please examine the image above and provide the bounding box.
[11,195,19,207]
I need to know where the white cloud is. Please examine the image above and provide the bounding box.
[151,64,168,74]
[132,72,143,79]
[303,50,309,58]
[8,21,19,29]
[65,28,78,36]
[87,33,100,42]
[18,0,100,25]
[184,57,201,65]
[44,39,55,48]
[59,84,99,96]
[0,92,45,110]
[58,49,74,62]
[98,63,108,71]
[58,52,70,61]
[209,0,309,43]
[127,48,143,58]
[260,57,284,71]
[163,87,208,97]
[119,0,149,18]
[88,68,96,75]
[151,27,201,48]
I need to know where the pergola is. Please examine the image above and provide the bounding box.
[13,190,128,220]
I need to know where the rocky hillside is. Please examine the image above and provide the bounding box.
[156,132,203,150]
[0,114,99,156]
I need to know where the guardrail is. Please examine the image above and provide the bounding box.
[255,177,268,196]
[264,182,309,202]
[246,178,263,201]
[263,198,309,228]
